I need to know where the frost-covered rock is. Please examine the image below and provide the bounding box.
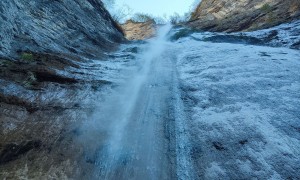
[172,31,300,179]
[172,20,300,50]
[0,0,124,58]
[240,20,300,50]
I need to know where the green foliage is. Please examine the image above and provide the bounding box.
[21,53,34,62]
[267,12,276,24]
[22,71,37,88]
[260,4,272,13]
[0,59,14,67]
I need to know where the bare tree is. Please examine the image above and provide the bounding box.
[102,0,133,23]
[169,13,181,24]
[169,0,202,25]
[131,13,154,22]
[112,4,133,22]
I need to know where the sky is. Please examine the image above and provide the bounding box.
[114,0,199,18]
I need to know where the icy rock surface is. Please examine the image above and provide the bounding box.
[240,20,300,50]
[172,31,300,179]
[1,20,300,179]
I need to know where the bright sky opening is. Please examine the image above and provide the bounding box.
[115,0,198,18]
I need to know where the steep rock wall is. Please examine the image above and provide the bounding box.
[0,0,124,58]
[0,1,126,178]
[121,20,156,40]
[188,0,300,32]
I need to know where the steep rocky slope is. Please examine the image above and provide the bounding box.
[0,0,124,59]
[188,0,300,32]
[171,30,300,179]
[121,20,156,40]
[0,0,126,178]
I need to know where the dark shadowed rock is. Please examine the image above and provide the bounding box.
[0,140,42,164]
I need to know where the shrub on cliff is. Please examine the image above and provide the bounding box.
[20,53,34,62]
[261,3,272,13]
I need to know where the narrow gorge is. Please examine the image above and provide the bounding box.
[0,0,300,179]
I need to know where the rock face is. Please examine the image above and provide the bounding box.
[121,20,156,40]
[0,0,124,58]
[188,0,300,32]
[0,1,126,178]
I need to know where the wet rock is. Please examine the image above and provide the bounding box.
[169,28,200,41]
[291,40,300,49]
[264,30,279,42]
[0,140,42,164]
[203,35,263,45]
